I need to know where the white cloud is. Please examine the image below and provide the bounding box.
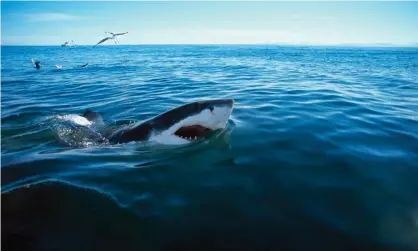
[25,13,80,22]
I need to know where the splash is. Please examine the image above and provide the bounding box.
[53,114,108,147]
[56,114,93,126]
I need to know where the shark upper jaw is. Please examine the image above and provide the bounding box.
[149,99,234,145]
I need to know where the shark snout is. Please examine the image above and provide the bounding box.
[219,99,234,107]
[205,99,234,109]
[205,99,234,130]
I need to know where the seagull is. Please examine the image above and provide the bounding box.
[105,32,128,43]
[93,32,128,47]
[93,36,114,47]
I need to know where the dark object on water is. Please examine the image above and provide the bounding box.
[78,63,88,68]
[82,109,103,124]
[81,99,234,144]
[31,58,41,69]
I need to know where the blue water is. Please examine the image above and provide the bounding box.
[2,45,418,251]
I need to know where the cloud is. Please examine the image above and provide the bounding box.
[25,13,80,22]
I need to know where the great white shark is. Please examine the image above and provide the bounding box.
[75,99,234,145]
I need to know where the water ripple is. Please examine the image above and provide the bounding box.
[2,45,418,250]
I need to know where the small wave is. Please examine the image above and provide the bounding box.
[1,79,34,85]
[2,45,418,250]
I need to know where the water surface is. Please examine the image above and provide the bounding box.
[2,45,418,251]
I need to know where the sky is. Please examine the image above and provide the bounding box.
[1,1,418,46]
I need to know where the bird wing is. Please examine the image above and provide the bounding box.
[93,37,111,47]
[114,32,128,36]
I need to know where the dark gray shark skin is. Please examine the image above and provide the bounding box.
[82,99,234,144]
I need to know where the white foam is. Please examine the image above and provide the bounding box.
[56,114,92,126]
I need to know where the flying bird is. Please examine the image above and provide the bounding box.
[93,32,128,47]
[105,32,128,43]
[93,36,114,47]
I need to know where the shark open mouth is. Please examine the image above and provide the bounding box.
[174,125,213,141]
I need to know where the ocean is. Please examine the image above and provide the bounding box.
[1,45,418,251]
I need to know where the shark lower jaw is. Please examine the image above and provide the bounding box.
[173,124,214,142]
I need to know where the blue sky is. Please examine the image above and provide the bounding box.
[1,1,418,46]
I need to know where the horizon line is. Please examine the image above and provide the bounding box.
[2,43,418,48]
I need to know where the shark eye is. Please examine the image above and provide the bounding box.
[208,106,214,112]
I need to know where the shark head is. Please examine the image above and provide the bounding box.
[147,99,235,145]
